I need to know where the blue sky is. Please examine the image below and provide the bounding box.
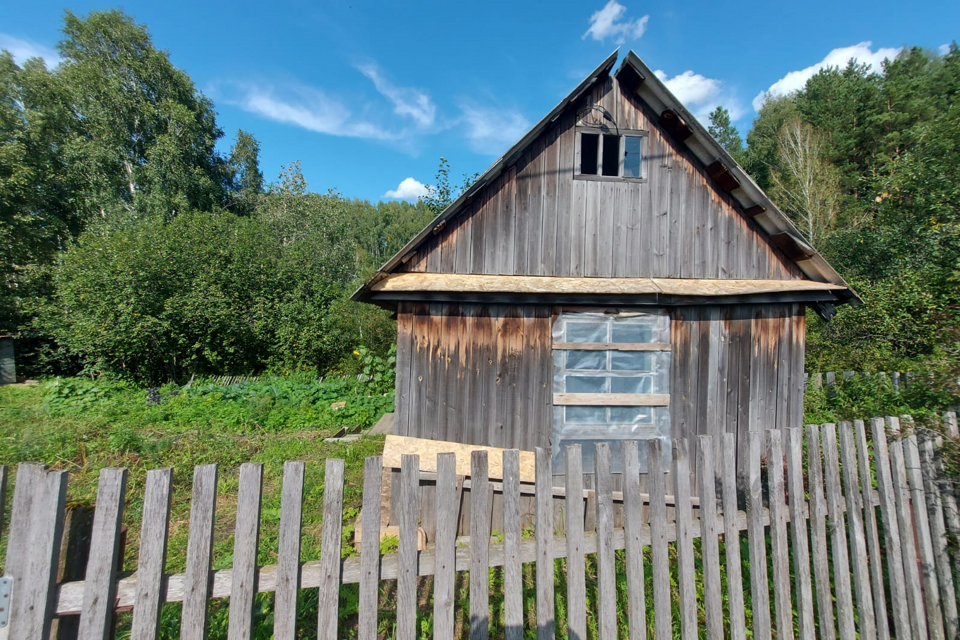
[3,0,957,203]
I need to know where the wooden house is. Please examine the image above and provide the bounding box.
[354,50,858,475]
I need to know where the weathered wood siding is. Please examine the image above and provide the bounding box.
[403,75,802,281]
[395,302,805,464]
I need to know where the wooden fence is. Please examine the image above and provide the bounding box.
[805,370,921,393]
[2,414,960,639]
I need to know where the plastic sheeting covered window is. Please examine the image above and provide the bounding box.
[552,310,670,472]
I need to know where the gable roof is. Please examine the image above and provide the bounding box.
[353,50,858,312]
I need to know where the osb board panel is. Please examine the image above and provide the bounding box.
[382,435,536,483]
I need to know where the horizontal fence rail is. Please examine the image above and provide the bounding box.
[2,413,960,639]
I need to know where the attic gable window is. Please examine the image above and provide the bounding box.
[575,127,647,181]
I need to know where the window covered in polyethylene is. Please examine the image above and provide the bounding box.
[551,309,670,473]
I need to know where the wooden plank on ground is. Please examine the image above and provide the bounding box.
[595,443,617,640]
[274,461,304,640]
[228,463,263,640]
[565,445,587,640]
[503,450,523,640]
[766,430,793,640]
[359,458,382,640]
[721,433,746,640]
[648,438,672,640]
[131,468,173,640]
[470,451,491,640]
[535,447,555,640]
[434,453,456,640]
[181,464,218,640]
[920,432,959,640]
[696,436,723,640]
[821,424,856,640]
[621,441,647,640]
[397,455,420,640]
[746,430,771,640]
[785,428,815,640]
[673,439,696,640]
[317,458,344,640]
[838,423,876,640]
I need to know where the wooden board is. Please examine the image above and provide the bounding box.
[383,435,535,482]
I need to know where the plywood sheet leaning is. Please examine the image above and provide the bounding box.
[382,435,536,483]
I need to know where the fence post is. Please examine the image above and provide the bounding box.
[696,436,722,640]
[838,423,876,640]
[766,430,793,640]
[595,443,617,640]
[721,433,746,640]
[621,441,647,640]
[673,439,696,640]
[565,444,586,640]
[854,420,890,640]
[534,447,554,640]
[227,463,264,640]
[317,458,345,640]
[786,428,815,640]
[745,430,770,640]
[130,468,173,640]
[469,451,490,640]
[806,425,835,640]
[647,438,671,640]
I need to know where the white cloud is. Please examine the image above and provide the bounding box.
[654,69,744,122]
[459,104,530,155]
[0,33,60,67]
[384,177,432,200]
[357,64,436,128]
[583,1,649,44]
[753,41,902,111]
[939,43,953,56]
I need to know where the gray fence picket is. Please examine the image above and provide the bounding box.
[535,447,555,640]
[941,412,960,588]
[359,457,383,640]
[821,424,856,640]
[721,433,746,640]
[696,436,723,640]
[887,417,928,640]
[78,468,128,640]
[595,443,617,640]
[746,430,771,640]
[470,450,491,640]
[317,458,345,640]
[0,465,6,548]
[181,464,218,640]
[870,418,910,640]
[227,463,264,640]
[565,444,587,640]
[274,461,304,640]
[854,420,889,640]
[806,425,836,640]
[621,440,647,640]
[786,428,815,640]
[397,454,419,640]
[766,430,793,640]
[647,438,672,640]
[838,423,876,640]
[131,468,173,640]
[503,449,523,640]
[920,433,959,640]
[673,439,696,640]
[433,453,456,640]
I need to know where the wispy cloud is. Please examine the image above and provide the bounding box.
[384,177,432,200]
[939,43,953,56]
[0,33,60,67]
[459,104,530,156]
[357,64,435,128]
[654,69,744,122]
[753,41,902,111]
[583,1,649,44]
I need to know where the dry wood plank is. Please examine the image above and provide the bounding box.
[470,451,491,640]
[940,412,960,589]
[673,439,696,640]
[821,424,856,640]
[359,458,382,640]
[565,444,587,640]
[0,465,6,548]
[397,455,420,640]
[887,417,929,640]
[78,468,128,640]
[903,431,945,640]
[502,450,523,640]
[785,428,815,640]
[870,418,910,640]
[227,463,263,640]
[838,423,876,640]
[696,436,723,640]
[807,425,835,640]
[273,461,304,640]
[382,435,536,482]
[920,432,959,640]
[765,430,793,640]
[5,464,44,639]
[746,430,771,640]
[130,468,173,640]
[621,440,647,640]
[721,433,746,640]
[853,421,889,640]
[433,453,457,640]
[648,438,672,640]
[595,443,617,640]
[181,464,218,640]
[535,447,555,640]
[317,458,345,640]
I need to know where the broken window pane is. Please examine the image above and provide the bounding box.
[624,135,642,178]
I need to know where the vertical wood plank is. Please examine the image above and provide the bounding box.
[274,461,304,640]
[887,417,929,640]
[765,430,793,640]
[0,465,6,548]
[535,447,555,640]
[595,443,617,640]
[673,439,697,640]
[647,438,672,640]
[565,445,587,640]
[870,418,910,640]
[838,423,877,640]
[696,435,723,640]
[503,450,523,640]
[181,464,218,640]
[227,464,263,640]
[359,458,383,640]
[78,468,128,640]
[470,451,491,640]
[785,428,815,640]
[746,430,771,640]
[903,431,945,640]
[721,433,746,640]
[807,425,835,640]
[920,432,959,640]
[939,413,960,597]
[821,424,856,640]
[853,421,889,640]
[397,454,420,640]
[621,441,647,640]
[317,458,345,640]
[131,468,173,640]
[433,453,457,640]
